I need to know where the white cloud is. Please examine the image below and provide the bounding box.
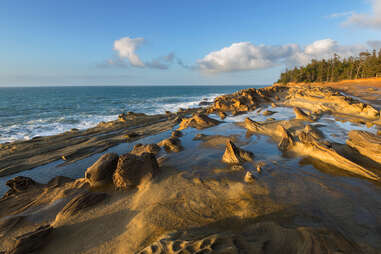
[108,37,177,70]
[344,0,381,30]
[197,42,300,72]
[197,39,368,73]
[113,37,145,67]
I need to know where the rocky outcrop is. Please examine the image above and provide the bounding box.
[293,107,315,122]
[130,143,161,156]
[56,192,108,219]
[244,117,268,133]
[295,127,380,181]
[277,125,295,151]
[284,86,379,120]
[85,153,119,187]
[158,137,183,153]
[178,113,221,130]
[118,112,147,122]
[222,140,254,164]
[113,153,159,189]
[244,171,256,183]
[242,117,380,181]
[5,176,36,194]
[347,130,381,164]
[8,225,52,254]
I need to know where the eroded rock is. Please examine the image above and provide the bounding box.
[244,171,256,183]
[8,225,52,254]
[113,153,159,189]
[222,140,254,164]
[85,153,119,187]
[56,192,108,219]
[276,125,295,151]
[131,143,161,156]
[178,113,221,130]
[158,137,183,153]
[6,176,36,194]
[347,130,381,164]
[294,107,315,122]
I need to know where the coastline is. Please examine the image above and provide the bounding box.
[1,81,381,253]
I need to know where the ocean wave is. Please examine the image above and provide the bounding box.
[0,92,221,144]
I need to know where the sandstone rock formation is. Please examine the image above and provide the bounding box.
[158,137,183,153]
[178,113,221,130]
[8,225,52,254]
[244,171,256,183]
[130,143,161,156]
[347,130,381,164]
[85,153,119,187]
[113,153,159,189]
[5,176,36,194]
[276,125,295,151]
[222,140,254,164]
[293,107,315,122]
[56,192,108,219]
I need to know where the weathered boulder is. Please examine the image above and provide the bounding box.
[158,137,183,153]
[113,153,159,189]
[276,125,295,151]
[130,143,161,156]
[56,192,108,219]
[8,225,52,254]
[6,176,36,193]
[244,171,256,183]
[294,107,315,122]
[222,140,254,164]
[85,153,119,187]
[178,113,221,130]
[347,130,381,164]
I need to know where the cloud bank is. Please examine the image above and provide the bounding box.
[344,0,381,30]
[104,37,380,74]
[196,39,369,73]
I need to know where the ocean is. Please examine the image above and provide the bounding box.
[0,85,262,143]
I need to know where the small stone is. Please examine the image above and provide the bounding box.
[244,171,255,183]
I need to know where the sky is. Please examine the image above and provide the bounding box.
[1,0,381,86]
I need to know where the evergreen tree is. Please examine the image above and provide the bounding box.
[277,50,381,84]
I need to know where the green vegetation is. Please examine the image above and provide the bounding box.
[278,50,381,84]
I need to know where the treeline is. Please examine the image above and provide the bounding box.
[278,50,381,84]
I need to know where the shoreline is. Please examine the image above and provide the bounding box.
[1,81,381,253]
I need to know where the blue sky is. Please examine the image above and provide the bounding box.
[1,0,381,86]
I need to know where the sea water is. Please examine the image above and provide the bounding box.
[0,85,260,143]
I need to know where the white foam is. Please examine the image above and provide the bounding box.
[0,93,223,143]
